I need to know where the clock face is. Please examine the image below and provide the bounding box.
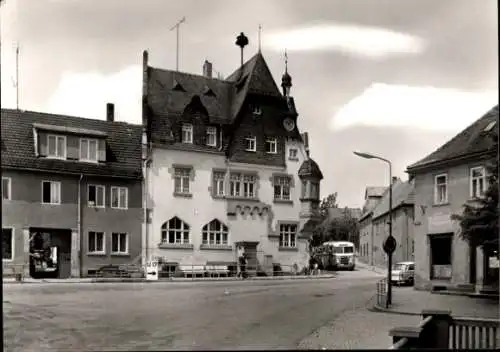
[283,118,295,132]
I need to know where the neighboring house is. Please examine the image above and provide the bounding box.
[406,105,498,291]
[142,36,323,275]
[1,106,143,278]
[358,186,386,265]
[369,178,415,268]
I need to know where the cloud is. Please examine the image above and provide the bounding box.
[46,66,142,123]
[263,23,426,59]
[330,83,498,132]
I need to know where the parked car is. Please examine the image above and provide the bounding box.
[391,261,415,286]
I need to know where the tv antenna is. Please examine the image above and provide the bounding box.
[10,43,20,110]
[170,16,186,71]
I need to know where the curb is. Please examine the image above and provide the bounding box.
[431,290,499,300]
[3,274,337,285]
[370,303,421,316]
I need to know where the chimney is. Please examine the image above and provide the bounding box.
[392,176,398,184]
[203,60,213,78]
[106,103,115,122]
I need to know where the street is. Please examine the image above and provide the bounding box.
[4,268,397,351]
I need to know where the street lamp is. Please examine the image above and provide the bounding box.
[354,151,395,308]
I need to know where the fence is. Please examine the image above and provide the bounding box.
[376,277,388,307]
[389,309,499,349]
[84,263,319,280]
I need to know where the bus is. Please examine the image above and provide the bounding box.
[314,241,356,271]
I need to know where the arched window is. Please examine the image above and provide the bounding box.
[161,217,190,244]
[202,219,229,246]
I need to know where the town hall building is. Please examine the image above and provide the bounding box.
[141,33,323,276]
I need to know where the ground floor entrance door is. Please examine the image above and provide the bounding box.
[235,241,259,277]
[429,233,453,280]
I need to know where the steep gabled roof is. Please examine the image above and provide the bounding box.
[371,180,415,220]
[1,109,142,179]
[226,52,283,120]
[407,105,498,172]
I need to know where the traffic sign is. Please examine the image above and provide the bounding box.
[383,236,397,254]
[145,261,159,281]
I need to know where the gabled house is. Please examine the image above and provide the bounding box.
[141,33,323,276]
[406,105,498,292]
[358,185,386,265]
[369,178,416,267]
[1,105,143,278]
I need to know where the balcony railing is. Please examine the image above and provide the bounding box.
[389,309,499,349]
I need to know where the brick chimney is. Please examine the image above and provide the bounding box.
[106,103,115,122]
[203,60,213,78]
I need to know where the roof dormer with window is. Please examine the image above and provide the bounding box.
[33,123,108,163]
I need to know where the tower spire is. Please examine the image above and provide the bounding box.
[281,49,292,97]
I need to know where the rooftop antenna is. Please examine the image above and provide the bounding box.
[170,16,186,71]
[12,43,20,110]
[258,24,262,53]
[284,49,288,72]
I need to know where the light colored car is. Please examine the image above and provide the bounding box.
[391,261,415,286]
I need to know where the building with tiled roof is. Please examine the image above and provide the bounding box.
[358,178,416,267]
[142,33,323,275]
[406,104,498,292]
[1,106,143,279]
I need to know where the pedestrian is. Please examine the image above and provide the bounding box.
[308,255,315,276]
[237,245,246,278]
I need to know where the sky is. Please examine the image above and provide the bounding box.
[1,0,498,208]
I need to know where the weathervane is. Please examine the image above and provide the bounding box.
[284,49,288,72]
[235,32,249,68]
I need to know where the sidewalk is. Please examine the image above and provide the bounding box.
[3,273,336,284]
[356,260,386,275]
[374,286,499,319]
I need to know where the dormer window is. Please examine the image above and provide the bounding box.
[181,124,193,144]
[206,126,217,147]
[265,137,277,154]
[244,136,256,152]
[47,135,66,159]
[253,106,262,116]
[80,138,99,162]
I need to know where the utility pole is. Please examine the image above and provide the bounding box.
[170,16,186,71]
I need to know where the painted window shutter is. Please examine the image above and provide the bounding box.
[39,132,48,156]
[98,139,106,161]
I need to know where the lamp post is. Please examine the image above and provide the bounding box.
[354,151,395,308]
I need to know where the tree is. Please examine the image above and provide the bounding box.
[311,206,360,248]
[319,192,338,217]
[451,131,498,255]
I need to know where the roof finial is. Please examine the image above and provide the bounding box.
[258,24,262,53]
[236,32,249,68]
[284,49,288,72]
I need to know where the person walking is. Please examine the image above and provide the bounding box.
[237,245,246,279]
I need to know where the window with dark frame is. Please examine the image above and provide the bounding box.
[111,232,128,254]
[88,231,105,253]
[202,219,229,246]
[279,224,297,248]
[161,217,190,244]
[88,185,105,207]
[2,177,11,200]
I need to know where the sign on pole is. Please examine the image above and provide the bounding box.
[145,261,159,281]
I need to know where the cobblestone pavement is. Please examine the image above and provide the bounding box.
[298,308,421,349]
[4,270,384,351]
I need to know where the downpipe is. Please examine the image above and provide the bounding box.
[143,156,152,268]
[77,173,83,277]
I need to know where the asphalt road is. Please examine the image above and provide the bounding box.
[4,269,384,351]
